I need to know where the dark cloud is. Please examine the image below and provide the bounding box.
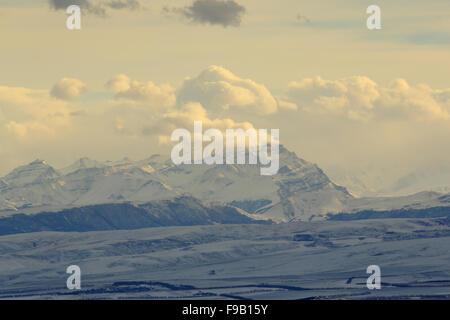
[49,0,105,16]
[106,0,141,10]
[49,0,141,16]
[49,0,89,10]
[165,0,246,27]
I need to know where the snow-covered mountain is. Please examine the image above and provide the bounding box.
[326,164,450,197]
[0,160,72,210]
[0,196,269,237]
[4,146,449,222]
[59,157,107,175]
[381,164,450,196]
[0,146,352,221]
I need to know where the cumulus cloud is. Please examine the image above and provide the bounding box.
[378,79,450,121]
[3,69,450,185]
[164,0,246,27]
[49,0,141,16]
[103,68,279,144]
[106,74,176,108]
[178,65,278,116]
[285,76,450,122]
[105,66,285,142]
[143,102,255,143]
[0,86,71,139]
[105,74,131,92]
[51,77,87,100]
[163,102,253,132]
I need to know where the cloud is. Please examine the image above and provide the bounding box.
[51,77,87,100]
[178,65,278,116]
[143,102,255,143]
[49,0,105,15]
[106,74,176,108]
[107,0,140,10]
[105,74,131,92]
[103,67,281,143]
[285,76,450,122]
[104,66,286,142]
[5,121,54,138]
[49,0,141,16]
[49,0,89,10]
[164,102,253,132]
[378,79,450,121]
[0,86,71,139]
[277,99,298,111]
[165,0,246,27]
[2,68,450,186]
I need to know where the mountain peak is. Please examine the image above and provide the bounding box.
[60,157,106,175]
[0,145,352,221]
[29,159,49,166]
[3,159,59,188]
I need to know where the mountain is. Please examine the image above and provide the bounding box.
[3,159,59,187]
[381,165,450,196]
[0,196,269,237]
[0,160,72,211]
[0,146,352,221]
[326,164,450,197]
[59,157,106,175]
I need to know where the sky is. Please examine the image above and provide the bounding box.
[0,0,449,188]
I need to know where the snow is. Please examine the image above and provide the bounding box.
[326,164,450,197]
[1,217,449,299]
[2,146,450,222]
[0,147,352,222]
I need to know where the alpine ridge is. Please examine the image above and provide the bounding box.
[0,145,352,221]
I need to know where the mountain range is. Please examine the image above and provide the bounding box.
[0,196,269,237]
[326,164,450,197]
[1,145,449,222]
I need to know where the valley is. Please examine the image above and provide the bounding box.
[0,217,449,299]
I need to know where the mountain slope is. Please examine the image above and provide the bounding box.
[0,146,352,221]
[0,160,72,210]
[382,165,450,195]
[0,197,268,236]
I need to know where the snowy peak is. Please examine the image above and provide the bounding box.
[60,157,106,175]
[0,146,354,221]
[3,159,59,187]
[138,154,172,171]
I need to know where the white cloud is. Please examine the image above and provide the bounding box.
[3,69,450,186]
[0,86,71,139]
[106,74,176,108]
[51,78,87,100]
[178,65,278,116]
[106,74,131,93]
[103,67,287,143]
[142,102,255,143]
[286,76,450,122]
[377,79,450,121]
